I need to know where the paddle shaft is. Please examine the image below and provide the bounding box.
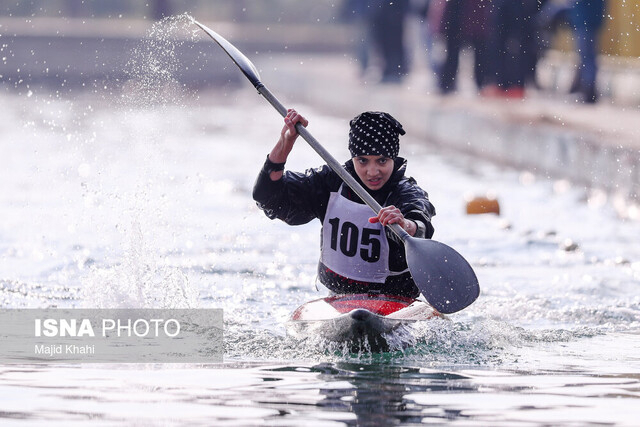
[257,85,411,243]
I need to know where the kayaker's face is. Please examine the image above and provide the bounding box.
[353,155,394,190]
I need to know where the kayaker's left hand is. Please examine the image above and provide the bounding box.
[369,206,417,236]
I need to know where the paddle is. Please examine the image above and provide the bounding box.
[193,20,479,314]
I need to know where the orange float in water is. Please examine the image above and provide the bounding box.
[466,196,500,215]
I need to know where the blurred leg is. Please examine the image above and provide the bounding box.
[575,25,599,103]
[437,0,463,93]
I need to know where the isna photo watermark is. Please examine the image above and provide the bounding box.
[0,309,223,363]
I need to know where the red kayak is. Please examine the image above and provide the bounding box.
[287,293,444,352]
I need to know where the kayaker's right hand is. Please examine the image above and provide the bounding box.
[282,109,308,147]
[269,109,308,164]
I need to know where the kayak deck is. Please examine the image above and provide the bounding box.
[287,293,444,352]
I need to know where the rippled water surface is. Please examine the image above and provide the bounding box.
[1,69,640,424]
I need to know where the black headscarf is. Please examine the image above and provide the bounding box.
[348,111,405,159]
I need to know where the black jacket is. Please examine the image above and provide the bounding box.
[252,157,436,297]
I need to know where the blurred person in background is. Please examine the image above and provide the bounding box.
[427,0,492,94]
[370,0,411,83]
[524,0,551,89]
[341,0,372,77]
[342,0,410,83]
[569,0,606,103]
[416,0,444,80]
[482,0,538,98]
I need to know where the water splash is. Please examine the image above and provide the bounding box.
[83,216,198,309]
[79,14,205,309]
[120,13,199,108]
[222,308,636,367]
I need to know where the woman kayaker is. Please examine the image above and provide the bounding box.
[252,110,435,298]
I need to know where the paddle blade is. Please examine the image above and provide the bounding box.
[405,238,479,314]
[193,20,262,88]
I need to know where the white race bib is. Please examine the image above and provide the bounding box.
[321,185,390,283]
